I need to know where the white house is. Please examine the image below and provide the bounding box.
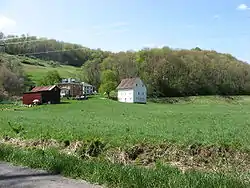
[117,77,147,103]
[82,82,95,95]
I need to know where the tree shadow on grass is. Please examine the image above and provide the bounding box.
[59,101,71,104]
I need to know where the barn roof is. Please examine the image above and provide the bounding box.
[116,77,138,89]
[30,85,57,92]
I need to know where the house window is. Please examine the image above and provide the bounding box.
[136,84,138,86]
[142,92,144,95]
[138,92,140,95]
[142,84,144,87]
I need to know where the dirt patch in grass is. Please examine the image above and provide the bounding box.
[107,143,250,175]
[1,136,61,149]
[1,137,249,176]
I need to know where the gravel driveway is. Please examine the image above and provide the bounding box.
[0,162,102,188]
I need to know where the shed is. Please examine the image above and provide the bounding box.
[22,85,61,105]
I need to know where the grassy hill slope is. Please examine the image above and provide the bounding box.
[0,53,81,84]
[22,63,81,84]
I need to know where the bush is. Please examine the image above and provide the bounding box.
[76,139,106,158]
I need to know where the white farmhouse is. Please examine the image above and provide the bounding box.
[117,77,147,104]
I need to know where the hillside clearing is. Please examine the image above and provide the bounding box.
[0,53,81,85]
[22,63,81,84]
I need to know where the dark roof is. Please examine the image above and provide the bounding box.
[82,82,93,87]
[30,85,57,92]
[58,82,82,85]
[116,77,138,89]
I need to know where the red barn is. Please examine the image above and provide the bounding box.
[23,85,61,105]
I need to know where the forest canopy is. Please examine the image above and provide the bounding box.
[1,32,250,97]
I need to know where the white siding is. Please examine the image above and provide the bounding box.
[133,79,147,103]
[118,89,134,103]
[117,78,147,104]
[82,85,94,95]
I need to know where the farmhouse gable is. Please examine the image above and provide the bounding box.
[117,77,147,104]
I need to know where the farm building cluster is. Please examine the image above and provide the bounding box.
[22,78,95,105]
[22,77,147,105]
[58,78,96,98]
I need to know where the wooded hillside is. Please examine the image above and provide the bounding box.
[1,32,250,97]
[0,53,32,101]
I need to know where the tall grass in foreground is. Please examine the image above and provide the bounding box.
[0,144,248,188]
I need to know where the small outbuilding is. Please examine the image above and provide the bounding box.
[117,77,147,104]
[22,85,61,105]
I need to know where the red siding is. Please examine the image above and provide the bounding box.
[22,93,42,105]
[23,85,60,105]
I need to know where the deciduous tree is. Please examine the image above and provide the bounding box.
[99,70,117,98]
[38,70,61,86]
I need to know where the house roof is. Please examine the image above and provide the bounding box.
[116,77,138,89]
[30,85,57,92]
[58,82,82,85]
[82,82,92,87]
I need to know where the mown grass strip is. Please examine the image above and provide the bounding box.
[0,144,248,188]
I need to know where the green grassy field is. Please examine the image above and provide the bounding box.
[22,63,81,84]
[0,96,250,187]
[1,96,250,149]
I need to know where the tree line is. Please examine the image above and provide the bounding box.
[1,32,250,97]
[83,48,250,97]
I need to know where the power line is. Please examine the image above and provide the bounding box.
[0,36,25,41]
[0,35,48,41]
[0,38,57,45]
[0,36,88,56]
[16,47,87,56]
